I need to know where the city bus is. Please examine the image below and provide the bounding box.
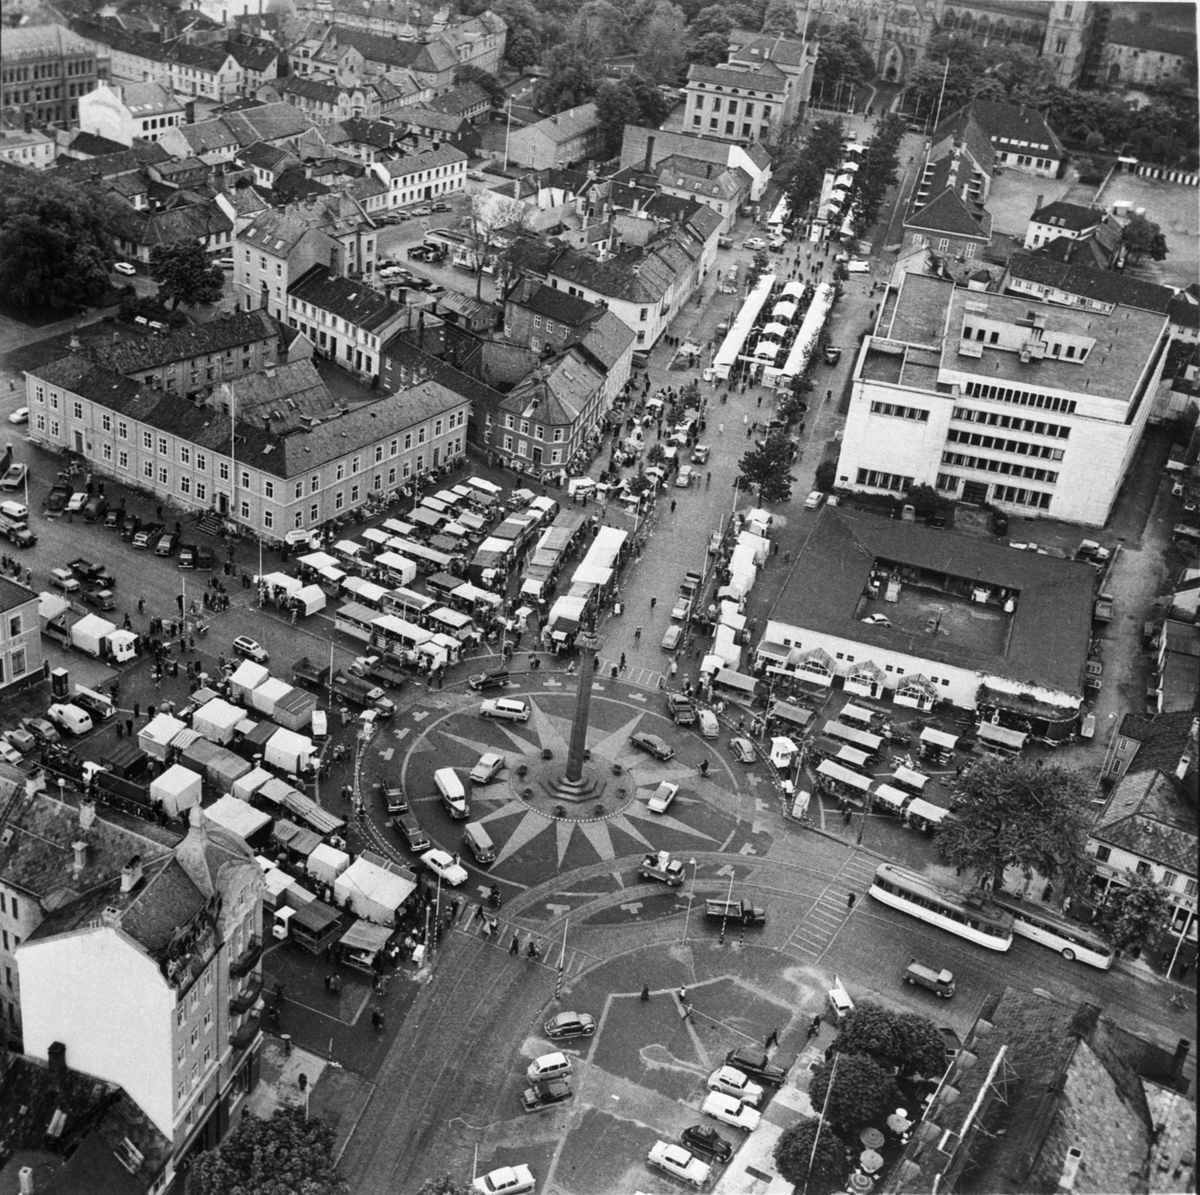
[989,892,1114,970]
[869,864,1014,952]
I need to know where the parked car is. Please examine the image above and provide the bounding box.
[543,1011,596,1039]
[480,698,529,722]
[469,752,505,784]
[49,568,81,594]
[526,1052,573,1083]
[724,1048,788,1088]
[132,521,163,549]
[0,740,22,766]
[647,781,678,814]
[3,728,37,754]
[469,668,509,691]
[0,464,27,490]
[393,813,430,852]
[647,1141,711,1188]
[102,508,121,529]
[81,494,108,522]
[667,694,696,726]
[472,1164,534,1195]
[702,1091,761,1133]
[20,716,60,745]
[431,201,451,212]
[420,848,469,886]
[81,587,116,611]
[823,345,842,365]
[7,407,28,425]
[681,1124,734,1162]
[707,1066,763,1106]
[661,624,682,651]
[410,205,432,217]
[742,237,766,250]
[729,737,757,763]
[691,445,710,464]
[65,492,88,513]
[804,490,825,510]
[232,636,269,663]
[521,1079,573,1113]
[630,731,674,761]
[113,261,136,275]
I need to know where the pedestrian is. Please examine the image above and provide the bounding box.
[650,596,657,611]
[126,718,133,738]
[765,1027,780,1049]
[669,660,678,678]
[743,413,748,424]
[324,974,332,991]
[510,934,520,955]
[809,1013,822,1037]
[706,472,711,489]
[610,663,619,678]
[641,983,650,1001]
[619,652,626,671]
[842,806,851,825]
[718,423,724,435]
[678,986,687,1004]
[846,892,856,910]
[116,721,124,739]
[634,626,642,641]
[670,499,677,513]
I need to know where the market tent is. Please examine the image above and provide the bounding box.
[232,766,272,802]
[339,918,393,965]
[229,660,269,702]
[193,697,245,744]
[771,700,813,731]
[151,764,202,816]
[334,854,416,926]
[873,784,911,815]
[208,747,251,792]
[279,788,344,836]
[298,551,339,570]
[205,793,271,841]
[138,714,187,761]
[308,843,351,885]
[180,736,221,774]
[257,572,302,596]
[977,721,1027,752]
[893,765,929,793]
[295,585,326,615]
[250,677,292,717]
[271,818,322,859]
[256,776,295,808]
[920,727,959,751]
[905,797,950,826]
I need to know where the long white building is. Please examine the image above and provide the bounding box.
[836,273,1170,526]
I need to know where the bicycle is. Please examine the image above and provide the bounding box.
[1167,992,1188,1011]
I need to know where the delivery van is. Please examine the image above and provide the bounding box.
[434,767,470,820]
[462,821,495,864]
[903,959,955,998]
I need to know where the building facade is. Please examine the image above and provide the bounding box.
[506,104,603,172]
[368,142,467,208]
[837,272,1170,525]
[78,81,185,147]
[0,579,42,695]
[1,24,104,129]
[1102,17,1197,88]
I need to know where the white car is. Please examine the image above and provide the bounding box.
[66,491,88,513]
[805,490,825,510]
[647,781,678,814]
[702,1091,762,1133]
[0,740,22,766]
[473,1164,535,1195]
[469,752,506,784]
[675,466,693,488]
[480,698,530,722]
[526,1051,573,1083]
[7,407,28,425]
[743,237,766,250]
[647,1140,712,1188]
[113,261,136,275]
[707,1065,764,1106]
[862,613,891,626]
[421,849,469,886]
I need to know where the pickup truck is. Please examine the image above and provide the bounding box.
[332,672,396,717]
[350,654,406,689]
[68,558,116,589]
[704,897,766,927]
[0,516,35,547]
[667,694,697,726]
[637,850,685,887]
[1093,593,1114,624]
[292,656,331,690]
[45,482,71,512]
[132,522,164,549]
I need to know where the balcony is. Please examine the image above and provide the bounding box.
[230,1016,261,1052]
[230,936,263,978]
[229,976,262,1015]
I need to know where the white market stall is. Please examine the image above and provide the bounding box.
[251,677,293,717]
[229,660,270,703]
[712,272,777,381]
[139,713,186,761]
[294,584,327,616]
[333,854,417,927]
[232,765,272,802]
[307,842,351,886]
[151,764,202,817]
[193,697,246,745]
[205,793,272,843]
[765,281,835,388]
[264,728,314,775]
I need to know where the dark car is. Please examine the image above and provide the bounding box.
[521,1080,573,1113]
[468,668,510,692]
[431,201,451,213]
[178,544,198,569]
[666,694,697,726]
[132,522,164,549]
[823,345,842,365]
[103,508,121,529]
[194,545,216,569]
[630,731,674,761]
[724,1047,788,1088]
[681,1124,734,1163]
[20,716,60,745]
[394,813,429,852]
[543,1012,596,1039]
[81,587,116,611]
[120,513,141,541]
[375,782,407,813]
[154,529,180,556]
[82,494,108,522]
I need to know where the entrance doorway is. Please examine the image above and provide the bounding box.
[961,481,989,505]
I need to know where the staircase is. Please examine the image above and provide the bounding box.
[195,511,222,538]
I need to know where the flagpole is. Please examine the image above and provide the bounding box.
[554,918,568,1000]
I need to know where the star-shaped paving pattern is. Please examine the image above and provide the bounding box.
[428,696,724,869]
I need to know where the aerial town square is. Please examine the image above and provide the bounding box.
[0,0,1196,1191]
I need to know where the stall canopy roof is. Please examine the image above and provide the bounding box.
[978,721,1028,748]
[205,794,271,840]
[339,919,392,953]
[271,818,322,857]
[920,727,959,749]
[293,901,340,933]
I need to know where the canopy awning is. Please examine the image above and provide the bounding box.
[978,721,1028,749]
[771,700,812,729]
[920,727,959,750]
[893,765,929,793]
[905,797,950,824]
[816,759,871,792]
[713,668,758,694]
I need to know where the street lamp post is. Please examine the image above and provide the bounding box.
[682,857,698,943]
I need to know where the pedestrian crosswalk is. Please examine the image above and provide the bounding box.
[451,906,595,975]
[595,658,666,693]
[784,853,880,962]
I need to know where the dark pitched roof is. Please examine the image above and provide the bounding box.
[906,186,992,240]
[0,576,35,613]
[424,82,490,116]
[337,116,403,148]
[1030,200,1104,232]
[226,40,278,70]
[288,263,404,333]
[1004,251,1173,313]
[61,131,129,158]
[769,508,1094,695]
[508,279,599,327]
[946,98,1064,158]
[687,61,787,91]
[88,310,279,374]
[1093,769,1197,874]
[1107,17,1198,57]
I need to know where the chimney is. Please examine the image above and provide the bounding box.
[706,162,712,178]
[23,112,32,134]
[72,841,87,876]
[1171,1038,1190,1077]
[644,134,655,173]
[1035,194,1044,213]
[18,1167,33,1195]
[47,1042,66,1084]
[120,855,143,893]
[79,799,96,830]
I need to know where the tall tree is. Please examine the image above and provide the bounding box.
[831,1001,948,1079]
[595,80,642,157]
[808,1053,898,1130]
[737,430,794,504]
[760,0,796,35]
[773,1117,849,1193]
[532,46,599,113]
[1121,213,1169,265]
[464,194,530,299]
[894,1011,951,1079]
[1098,872,1172,955]
[149,242,225,310]
[190,1108,348,1195]
[812,21,875,106]
[0,176,115,314]
[629,73,670,126]
[636,0,688,83]
[455,64,505,107]
[934,755,1095,896]
[845,113,904,236]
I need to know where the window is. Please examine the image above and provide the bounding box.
[264,480,274,500]
[1135,860,1151,877]
[158,437,168,455]
[117,420,128,440]
[240,470,250,489]
[101,413,111,432]
[196,482,206,502]
[334,491,344,511]
[180,445,190,465]
[239,500,249,519]
[1094,846,1111,863]
[158,467,168,485]
[143,431,153,450]
[180,476,190,495]
[219,461,230,482]
[118,449,128,470]
[143,461,154,480]
[639,307,648,322]
[263,509,273,529]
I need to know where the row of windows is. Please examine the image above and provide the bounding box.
[695,115,772,139]
[693,95,764,117]
[962,380,1078,414]
[873,875,1010,937]
[502,413,565,442]
[501,436,566,463]
[911,234,978,257]
[951,406,1070,438]
[992,483,1053,509]
[2,59,94,84]
[870,400,929,422]
[855,468,914,492]
[963,324,1088,362]
[941,451,1058,483]
[946,429,1065,461]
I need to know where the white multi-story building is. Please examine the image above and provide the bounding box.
[836,272,1170,525]
[368,142,466,209]
[17,811,264,1183]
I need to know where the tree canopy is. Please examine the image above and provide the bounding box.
[737,431,795,505]
[833,1001,947,1078]
[1121,212,1169,265]
[785,118,844,220]
[0,175,116,314]
[845,113,905,236]
[773,1117,849,1193]
[1097,871,1171,955]
[935,755,1095,896]
[149,242,225,310]
[808,1052,898,1130]
[455,64,505,107]
[190,1108,348,1195]
[415,1176,476,1195]
[812,21,875,101]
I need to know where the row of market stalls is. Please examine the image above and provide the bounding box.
[712,272,777,382]
[543,524,629,648]
[762,282,836,389]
